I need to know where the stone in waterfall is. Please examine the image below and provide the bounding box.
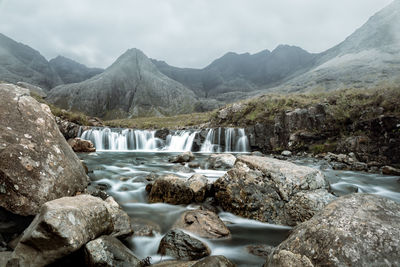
[67,137,96,152]
[265,194,400,267]
[214,155,336,226]
[0,84,89,216]
[85,235,141,267]
[158,229,211,261]
[173,209,230,239]
[8,194,131,266]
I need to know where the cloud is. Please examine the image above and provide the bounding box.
[0,0,393,68]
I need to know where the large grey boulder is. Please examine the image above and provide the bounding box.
[0,84,89,216]
[173,209,230,239]
[214,155,335,226]
[47,48,196,119]
[265,194,400,267]
[8,194,131,267]
[158,230,210,261]
[85,235,141,267]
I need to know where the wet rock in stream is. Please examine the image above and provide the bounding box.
[214,155,336,226]
[7,194,132,266]
[265,194,400,267]
[173,209,230,239]
[85,235,142,267]
[147,174,208,204]
[158,229,210,261]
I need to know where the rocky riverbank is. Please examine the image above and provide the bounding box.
[1,83,399,266]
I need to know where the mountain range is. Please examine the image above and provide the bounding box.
[1,0,399,118]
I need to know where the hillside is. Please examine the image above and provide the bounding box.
[0,33,62,90]
[47,49,197,119]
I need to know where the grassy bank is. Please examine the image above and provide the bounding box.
[209,86,400,127]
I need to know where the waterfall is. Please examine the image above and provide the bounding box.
[165,131,197,152]
[200,128,249,153]
[80,127,250,152]
[235,128,250,152]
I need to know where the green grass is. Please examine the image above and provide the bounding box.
[210,86,400,127]
[105,112,214,129]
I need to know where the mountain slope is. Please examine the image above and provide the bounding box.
[270,0,400,92]
[49,56,103,84]
[152,45,315,99]
[47,49,196,119]
[0,33,62,90]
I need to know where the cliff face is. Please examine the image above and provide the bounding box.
[0,33,62,90]
[47,49,197,119]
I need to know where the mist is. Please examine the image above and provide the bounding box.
[0,0,393,68]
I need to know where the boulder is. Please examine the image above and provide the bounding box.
[206,154,236,170]
[8,194,129,266]
[382,165,400,176]
[214,155,335,226]
[0,84,89,216]
[85,235,141,267]
[158,230,210,261]
[281,150,292,157]
[173,209,230,239]
[148,174,208,204]
[169,152,195,163]
[104,197,133,238]
[284,189,336,226]
[186,174,208,203]
[265,194,400,267]
[148,175,194,205]
[67,137,96,152]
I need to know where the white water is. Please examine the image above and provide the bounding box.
[80,127,250,153]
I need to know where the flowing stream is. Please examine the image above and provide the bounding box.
[78,151,400,266]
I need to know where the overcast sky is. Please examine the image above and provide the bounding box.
[0,0,393,68]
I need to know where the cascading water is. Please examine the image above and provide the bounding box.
[80,127,250,152]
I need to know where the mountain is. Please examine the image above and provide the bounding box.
[0,33,62,89]
[49,56,103,84]
[270,0,400,92]
[152,45,315,99]
[47,49,197,119]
